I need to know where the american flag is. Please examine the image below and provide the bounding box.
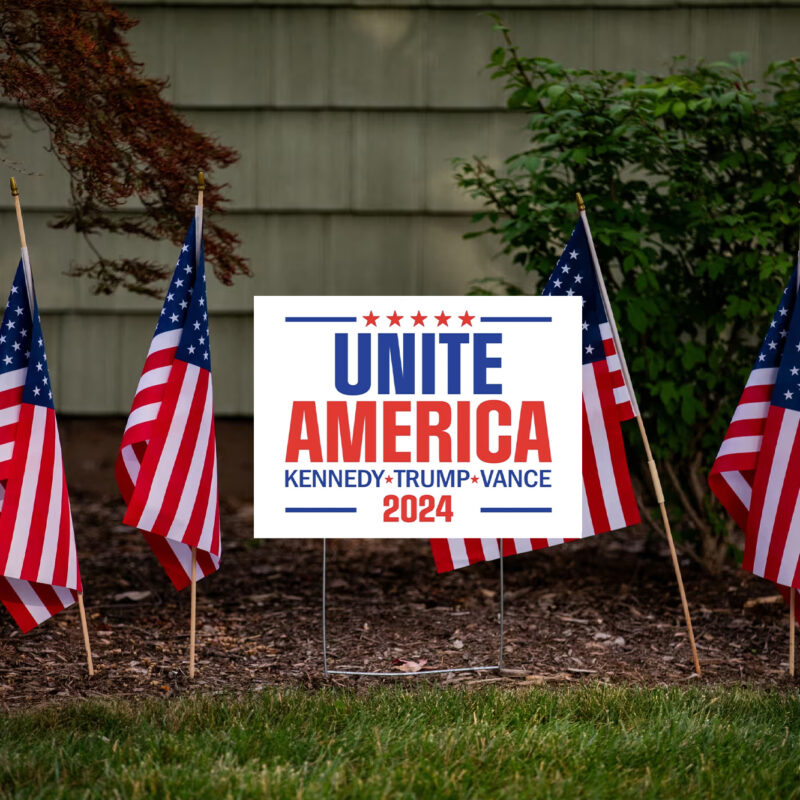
[0,255,81,632]
[431,216,640,572]
[709,262,800,601]
[116,209,220,589]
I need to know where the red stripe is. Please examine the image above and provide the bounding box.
[141,347,178,375]
[0,577,38,632]
[150,368,208,537]
[52,472,72,588]
[0,404,34,572]
[123,361,187,527]
[711,451,761,474]
[143,533,190,590]
[707,471,752,533]
[602,339,615,357]
[615,400,635,422]
[762,416,800,584]
[115,450,135,504]
[594,361,640,527]
[581,394,610,535]
[430,540,455,572]
[608,371,625,389]
[464,538,486,566]
[129,384,168,413]
[0,386,23,409]
[739,385,775,404]
[33,581,69,618]
[19,409,54,580]
[743,406,784,571]
[501,538,519,556]
[0,420,19,445]
[723,419,767,440]
[196,548,216,576]
[183,414,216,548]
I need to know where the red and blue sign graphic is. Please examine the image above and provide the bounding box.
[254,296,581,538]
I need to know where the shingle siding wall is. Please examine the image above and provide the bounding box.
[1,1,797,414]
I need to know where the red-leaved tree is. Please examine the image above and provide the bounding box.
[0,0,248,295]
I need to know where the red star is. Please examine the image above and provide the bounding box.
[471,475,479,484]
[388,311,403,327]
[363,311,379,327]
[435,311,451,327]
[459,311,475,327]
[411,311,427,327]
[385,475,393,483]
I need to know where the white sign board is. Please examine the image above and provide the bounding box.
[254,296,581,538]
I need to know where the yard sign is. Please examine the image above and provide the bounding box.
[254,296,581,538]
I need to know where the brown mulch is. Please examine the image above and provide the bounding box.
[0,493,797,709]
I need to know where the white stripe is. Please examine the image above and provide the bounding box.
[135,366,171,395]
[753,410,799,577]
[599,322,612,340]
[0,441,15,464]
[581,481,593,536]
[121,443,141,484]
[168,380,213,542]
[53,585,76,606]
[582,364,626,530]
[0,368,26,392]
[36,428,63,585]
[512,538,532,555]
[446,538,470,570]
[4,406,47,578]
[606,354,621,373]
[716,436,763,458]
[5,577,52,624]
[136,366,200,531]
[612,385,630,405]
[732,402,770,422]
[0,404,22,428]
[197,452,219,554]
[746,367,778,388]
[66,506,77,591]
[124,402,161,432]
[480,538,499,560]
[168,538,195,582]
[147,329,182,356]
[723,471,752,510]
[777,495,800,586]
[547,538,565,546]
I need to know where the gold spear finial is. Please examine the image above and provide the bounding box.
[576,192,585,212]
[197,171,205,191]
[10,177,18,197]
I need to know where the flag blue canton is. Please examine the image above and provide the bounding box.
[769,265,800,412]
[543,221,606,365]
[155,215,212,370]
[0,262,53,409]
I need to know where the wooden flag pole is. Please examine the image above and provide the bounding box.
[790,590,796,678]
[189,546,197,678]
[187,171,204,680]
[576,192,702,676]
[9,178,94,677]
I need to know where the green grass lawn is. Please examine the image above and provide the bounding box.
[1,685,799,799]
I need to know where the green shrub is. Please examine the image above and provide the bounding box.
[456,19,800,570]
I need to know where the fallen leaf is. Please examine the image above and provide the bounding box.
[744,595,783,608]
[113,590,151,602]
[392,658,428,673]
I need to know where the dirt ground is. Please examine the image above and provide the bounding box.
[1,485,798,709]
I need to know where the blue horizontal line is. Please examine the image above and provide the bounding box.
[480,507,552,513]
[285,507,358,513]
[285,317,357,322]
[479,317,552,322]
